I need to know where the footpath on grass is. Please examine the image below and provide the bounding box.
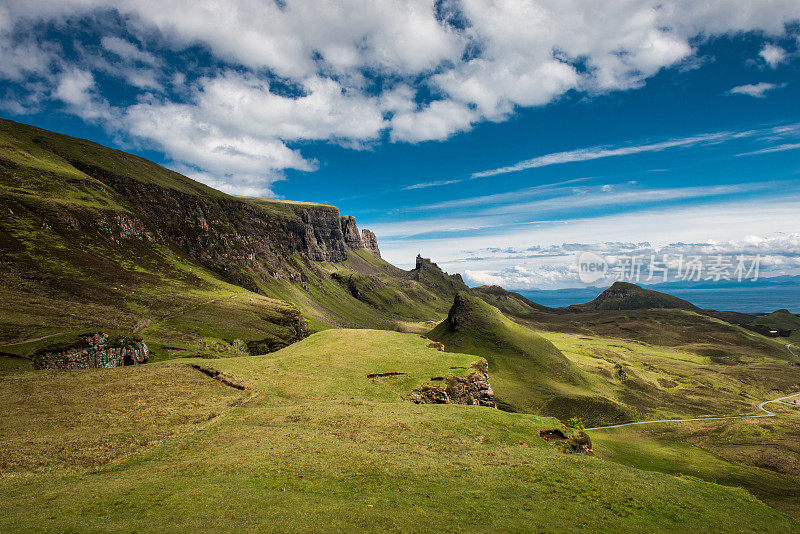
[587,344,800,431]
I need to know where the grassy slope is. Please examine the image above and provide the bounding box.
[542,329,800,418]
[0,329,794,532]
[475,284,785,365]
[540,329,800,517]
[591,414,800,519]
[0,119,457,364]
[0,364,245,473]
[258,249,460,333]
[429,292,595,414]
[0,119,318,360]
[754,309,800,331]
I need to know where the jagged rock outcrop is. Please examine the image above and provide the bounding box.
[340,215,364,250]
[361,229,380,257]
[410,254,468,297]
[339,217,381,256]
[33,333,148,370]
[409,360,496,407]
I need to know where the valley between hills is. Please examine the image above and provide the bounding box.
[2,118,800,532]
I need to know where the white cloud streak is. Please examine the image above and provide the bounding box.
[736,142,800,157]
[369,180,789,240]
[728,82,785,98]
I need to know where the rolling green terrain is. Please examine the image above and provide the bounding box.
[2,118,800,530]
[1,330,796,532]
[754,309,800,333]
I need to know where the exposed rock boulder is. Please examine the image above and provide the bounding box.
[34,333,149,370]
[361,229,381,256]
[409,360,496,407]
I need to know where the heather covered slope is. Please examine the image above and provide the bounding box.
[1,329,794,532]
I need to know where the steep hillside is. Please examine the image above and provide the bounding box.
[0,119,473,365]
[469,284,556,317]
[0,118,380,290]
[428,292,592,413]
[479,283,784,362]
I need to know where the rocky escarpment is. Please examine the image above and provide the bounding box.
[57,161,380,291]
[410,360,496,407]
[33,333,148,369]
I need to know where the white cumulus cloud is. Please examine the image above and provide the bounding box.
[1,0,800,194]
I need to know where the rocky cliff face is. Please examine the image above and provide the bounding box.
[340,215,363,250]
[340,215,381,256]
[66,162,380,290]
[34,333,149,369]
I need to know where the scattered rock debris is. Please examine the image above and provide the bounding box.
[426,341,445,351]
[34,333,148,370]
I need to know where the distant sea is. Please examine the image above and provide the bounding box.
[516,282,800,314]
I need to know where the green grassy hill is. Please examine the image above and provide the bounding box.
[428,292,593,413]
[753,309,800,332]
[1,329,794,532]
[567,281,700,312]
[3,118,800,529]
[469,284,556,317]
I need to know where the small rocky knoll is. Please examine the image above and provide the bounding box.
[410,360,496,408]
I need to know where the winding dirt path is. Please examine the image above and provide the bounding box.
[586,343,800,431]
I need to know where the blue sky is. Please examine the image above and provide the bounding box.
[2,2,799,287]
